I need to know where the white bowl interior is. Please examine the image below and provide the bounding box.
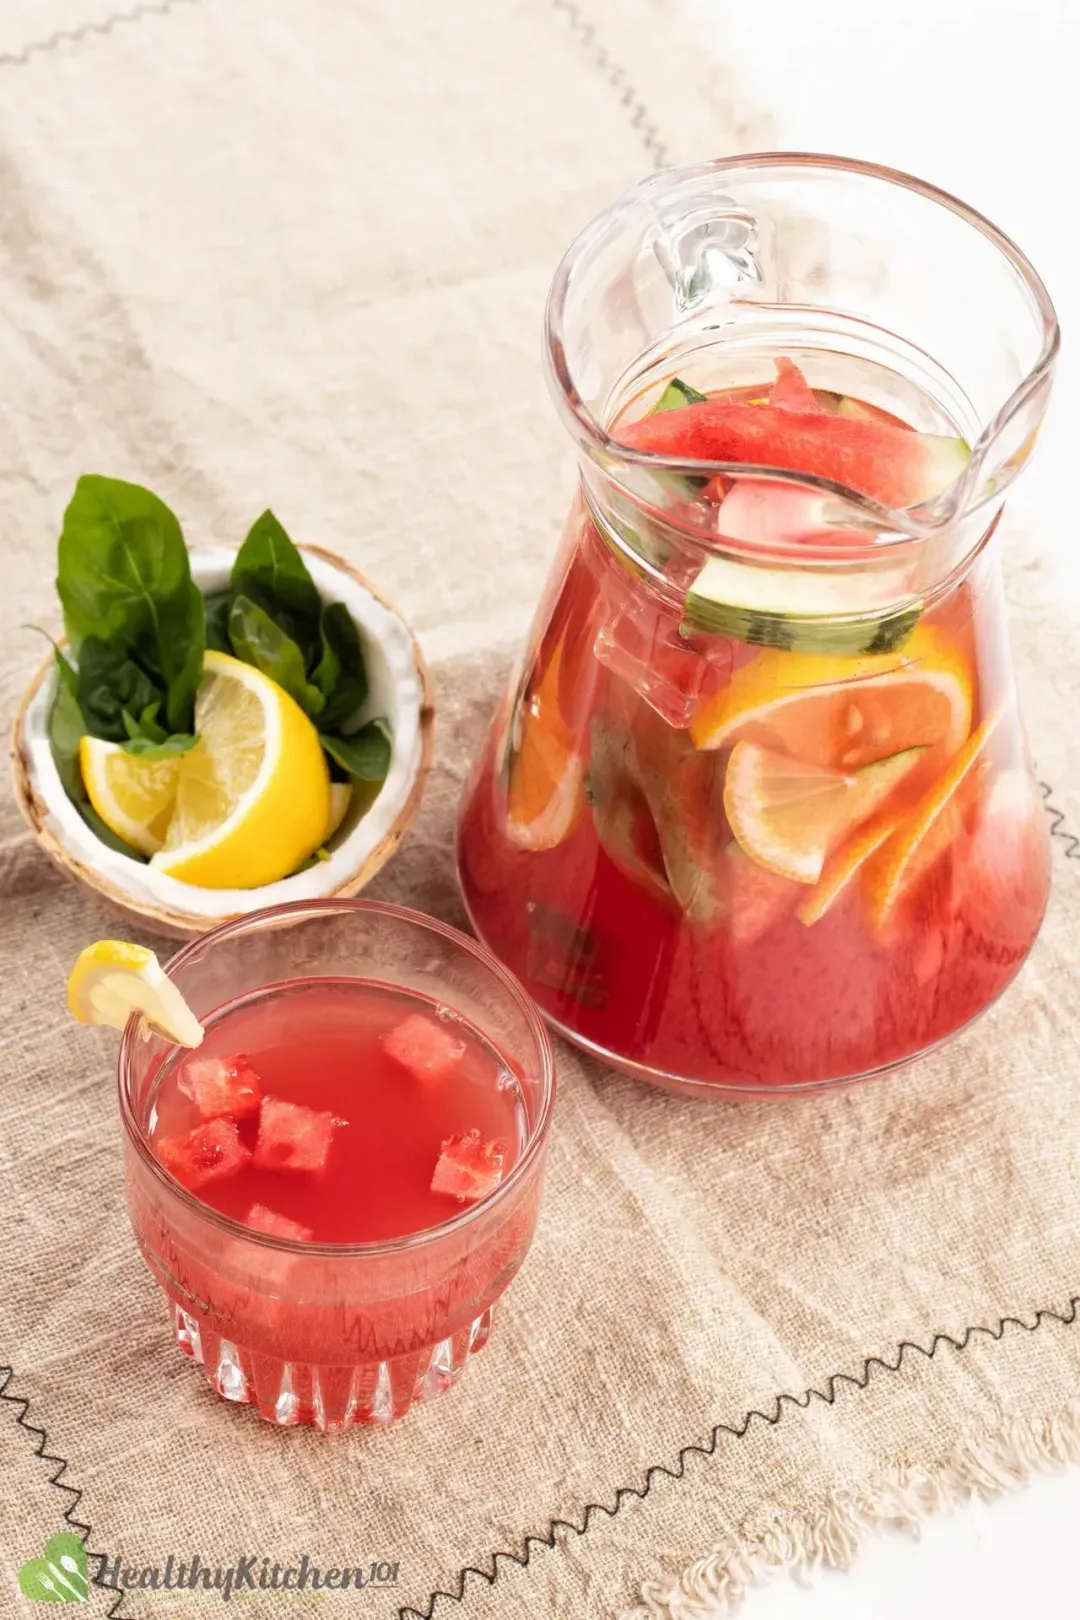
[21,546,426,921]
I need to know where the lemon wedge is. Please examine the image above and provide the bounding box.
[151,650,331,888]
[68,940,204,1046]
[326,782,352,840]
[79,740,181,856]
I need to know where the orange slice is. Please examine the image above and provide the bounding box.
[505,640,585,850]
[865,706,1006,933]
[690,626,972,772]
[796,815,901,926]
[724,740,926,884]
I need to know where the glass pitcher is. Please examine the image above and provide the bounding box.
[457,155,1058,1097]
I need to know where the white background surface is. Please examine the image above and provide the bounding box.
[709,0,1080,606]
[696,0,1080,1613]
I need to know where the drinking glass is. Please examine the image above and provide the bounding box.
[119,900,555,1426]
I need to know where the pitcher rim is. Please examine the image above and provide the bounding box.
[543,152,1060,543]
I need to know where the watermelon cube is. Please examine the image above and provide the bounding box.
[383,1013,466,1085]
[252,1096,339,1174]
[155,1118,251,1191]
[245,1203,314,1243]
[430,1130,505,1203]
[177,1053,262,1122]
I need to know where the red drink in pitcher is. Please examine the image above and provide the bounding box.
[120,902,554,1426]
[457,158,1058,1095]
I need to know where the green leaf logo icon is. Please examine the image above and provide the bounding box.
[17,1534,89,1602]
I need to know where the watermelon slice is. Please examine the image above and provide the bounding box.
[383,1013,466,1086]
[252,1096,339,1174]
[703,361,819,507]
[619,399,968,509]
[430,1130,506,1203]
[770,357,821,414]
[177,1053,262,1122]
[245,1203,314,1243]
[714,478,870,549]
[155,1117,251,1191]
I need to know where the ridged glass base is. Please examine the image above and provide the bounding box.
[170,1301,494,1428]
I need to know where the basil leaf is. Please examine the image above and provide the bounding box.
[44,649,145,861]
[204,590,233,654]
[160,578,206,732]
[76,636,163,742]
[138,700,168,744]
[122,701,175,750]
[56,476,204,733]
[320,719,391,783]
[313,602,368,731]
[47,650,85,801]
[232,510,321,657]
[122,732,198,759]
[228,595,325,716]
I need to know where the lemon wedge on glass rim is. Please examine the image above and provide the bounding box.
[68,940,204,1046]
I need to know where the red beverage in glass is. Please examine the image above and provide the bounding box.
[457,158,1058,1096]
[150,981,524,1244]
[120,902,554,1427]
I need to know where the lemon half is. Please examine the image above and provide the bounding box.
[151,650,330,888]
[80,741,181,857]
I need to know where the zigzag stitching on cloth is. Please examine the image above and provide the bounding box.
[402,1295,1080,1618]
[4,778,1077,1620]
[0,0,199,71]
[0,0,1075,1610]
[0,1365,127,1614]
[550,0,670,169]
[1042,780,1080,860]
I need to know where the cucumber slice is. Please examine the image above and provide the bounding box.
[653,377,709,412]
[836,395,910,430]
[683,553,922,656]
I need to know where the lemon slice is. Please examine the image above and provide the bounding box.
[151,650,330,888]
[724,740,926,884]
[68,940,204,1046]
[326,782,352,840]
[79,740,181,856]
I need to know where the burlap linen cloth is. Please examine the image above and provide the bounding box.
[1,3,1078,1617]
